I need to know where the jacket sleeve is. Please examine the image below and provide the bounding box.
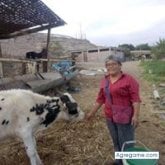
[96,79,106,104]
[128,76,141,103]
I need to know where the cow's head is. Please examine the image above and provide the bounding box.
[59,93,85,121]
[35,93,84,127]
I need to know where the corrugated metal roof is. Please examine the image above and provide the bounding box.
[0,0,66,39]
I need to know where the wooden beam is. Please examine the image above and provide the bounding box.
[46,28,51,52]
[0,58,30,63]
[0,57,70,62]
[0,23,64,39]
[0,43,2,57]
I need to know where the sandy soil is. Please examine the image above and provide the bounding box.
[0,61,164,165]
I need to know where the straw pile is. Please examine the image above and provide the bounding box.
[0,74,115,165]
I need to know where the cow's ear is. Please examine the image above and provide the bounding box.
[56,99,59,103]
[60,95,64,103]
[60,95,70,103]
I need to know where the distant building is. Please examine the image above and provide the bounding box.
[71,47,124,62]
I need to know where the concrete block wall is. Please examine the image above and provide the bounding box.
[76,49,124,62]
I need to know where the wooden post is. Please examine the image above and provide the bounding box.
[0,43,3,77]
[22,62,26,75]
[43,28,51,72]
[97,48,100,62]
[83,51,88,62]
[46,28,51,52]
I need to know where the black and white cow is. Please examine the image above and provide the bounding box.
[0,89,84,165]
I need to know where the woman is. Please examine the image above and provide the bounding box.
[86,56,141,165]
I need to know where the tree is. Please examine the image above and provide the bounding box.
[135,43,151,50]
[118,44,135,59]
[152,38,165,59]
[118,44,135,50]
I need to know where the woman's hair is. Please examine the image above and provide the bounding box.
[105,55,122,65]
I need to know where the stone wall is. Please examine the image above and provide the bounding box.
[0,33,98,58]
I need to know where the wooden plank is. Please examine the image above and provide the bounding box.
[0,62,3,78]
[0,80,31,91]
[25,72,63,92]
[0,70,78,93]
[0,58,30,63]
[0,57,71,63]
[0,23,62,39]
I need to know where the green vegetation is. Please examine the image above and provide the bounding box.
[140,60,165,83]
[151,38,165,59]
[118,44,133,59]
[118,44,135,50]
[135,43,151,50]
[118,38,165,60]
[118,43,153,60]
[159,120,165,128]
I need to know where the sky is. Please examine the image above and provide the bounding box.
[42,0,165,47]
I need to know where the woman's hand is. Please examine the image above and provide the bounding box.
[131,115,139,128]
[85,103,102,121]
[132,103,140,128]
[85,111,95,121]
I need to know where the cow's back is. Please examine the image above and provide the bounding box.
[0,89,47,139]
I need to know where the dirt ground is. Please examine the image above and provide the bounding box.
[0,61,164,165]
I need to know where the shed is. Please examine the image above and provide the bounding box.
[0,0,66,39]
[0,0,78,92]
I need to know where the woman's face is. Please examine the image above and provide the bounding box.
[105,60,121,76]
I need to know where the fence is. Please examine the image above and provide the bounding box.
[0,56,72,78]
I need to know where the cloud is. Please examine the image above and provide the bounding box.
[42,0,165,46]
[90,19,165,46]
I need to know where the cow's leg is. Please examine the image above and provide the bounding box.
[32,135,43,165]
[21,132,43,165]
